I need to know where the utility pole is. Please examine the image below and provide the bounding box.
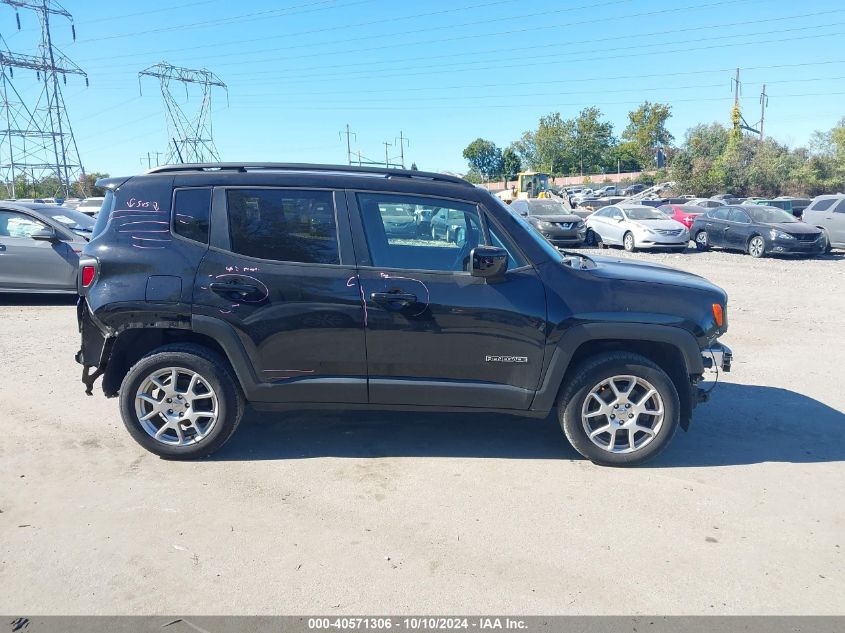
[395,131,409,169]
[731,68,761,137]
[357,150,362,167]
[0,0,87,198]
[139,62,227,164]
[140,151,162,169]
[759,84,768,140]
[339,124,355,165]
[382,141,392,168]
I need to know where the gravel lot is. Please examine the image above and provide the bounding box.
[1,248,843,615]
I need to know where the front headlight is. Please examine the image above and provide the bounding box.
[576,220,585,229]
[537,221,554,229]
[769,229,795,240]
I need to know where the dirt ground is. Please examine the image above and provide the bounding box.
[0,248,843,615]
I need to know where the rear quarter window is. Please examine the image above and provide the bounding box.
[172,188,211,244]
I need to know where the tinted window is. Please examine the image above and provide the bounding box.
[728,209,750,223]
[834,199,845,213]
[710,208,730,221]
[0,211,46,238]
[91,190,116,239]
[746,206,798,224]
[808,198,836,212]
[227,189,339,264]
[173,188,211,244]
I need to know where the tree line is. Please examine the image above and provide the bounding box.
[462,101,845,197]
[2,172,110,200]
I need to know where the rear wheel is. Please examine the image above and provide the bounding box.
[694,230,709,251]
[623,232,636,252]
[119,344,244,459]
[557,352,680,466]
[430,225,437,240]
[820,229,832,254]
[748,235,766,258]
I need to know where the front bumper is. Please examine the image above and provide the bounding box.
[539,227,587,245]
[702,342,732,372]
[767,237,825,255]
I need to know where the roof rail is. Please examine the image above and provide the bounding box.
[144,162,471,186]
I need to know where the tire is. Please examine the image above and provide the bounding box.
[119,343,245,459]
[431,226,437,240]
[748,235,766,258]
[455,227,465,246]
[694,230,709,251]
[623,231,636,252]
[557,352,680,466]
[585,228,597,247]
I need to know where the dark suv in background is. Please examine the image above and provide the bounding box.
[76,163,732,466]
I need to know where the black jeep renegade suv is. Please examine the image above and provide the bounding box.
[76,163,732,465]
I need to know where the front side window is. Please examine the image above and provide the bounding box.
[834,199,845,213]
[173,188,211,244]
[358,193,483,271]
[0,211,46,238]
[227,189,339,264]
[728,209,750,224]
[710,208,729,221]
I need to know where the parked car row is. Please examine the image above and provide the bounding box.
[506,196,842,259]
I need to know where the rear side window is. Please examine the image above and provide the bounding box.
[809,198,836,212]
[710,208,729,220]
[226,189,339,264]
[91,190,115,239]
[834,199,845,213]
[173,188,211,244]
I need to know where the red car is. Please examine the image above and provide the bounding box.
[659,204,704,229]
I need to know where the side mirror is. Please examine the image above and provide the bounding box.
[31,227,58,242]
[471,245,508,279]
[615,216,624,222]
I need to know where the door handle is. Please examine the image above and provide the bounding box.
[371,291,417,305]
[209,281,260,296]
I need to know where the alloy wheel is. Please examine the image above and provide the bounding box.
[749,236,765,258]
[580,375,665,454]
[134,367,219,446]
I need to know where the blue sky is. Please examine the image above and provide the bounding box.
[3,0,844,176]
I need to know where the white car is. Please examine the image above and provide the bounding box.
[76,197,105,216]
[586,204,689,252]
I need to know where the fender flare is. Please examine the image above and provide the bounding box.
[530,322,704,413]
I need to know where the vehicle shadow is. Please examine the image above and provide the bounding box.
[212,383,844,466]
[0,293,77,306]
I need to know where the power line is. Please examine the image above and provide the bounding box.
[173,6,842,76]
[77,0,619,67]
[78,0,376,44]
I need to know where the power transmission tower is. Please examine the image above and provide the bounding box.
[395,131,409,169]
[139,62,227,164]
[339,124,356,165]
[0,0,87,198]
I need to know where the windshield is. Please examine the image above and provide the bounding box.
[623,207,667,221]
[526,200,568,215]
[747,206,798,224]
[41,207,95,233]
[492,196,563,262]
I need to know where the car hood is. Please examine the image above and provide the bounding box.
[587,254,722,293]
[530,214,582,222]
[628,219,686,231]
[768,222,820,235]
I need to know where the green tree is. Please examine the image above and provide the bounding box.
[501,145,522,185]
[462,138,503,181]
[511,130,538,171]
[574,107,614,174]
[410,162,418,171]
[534,112,576,174]
[622,101,673,168]
[73,172,110,198]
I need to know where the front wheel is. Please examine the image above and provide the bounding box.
[623,231,636,252]
[557,352,680,466]
[748,235,766,258]
[694,230,709,251]
[119,343,244,459]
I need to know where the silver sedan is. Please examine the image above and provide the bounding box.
[586,204,689,252]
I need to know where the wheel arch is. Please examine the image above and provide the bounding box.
[531,323,703,429]
[102,327,235,398]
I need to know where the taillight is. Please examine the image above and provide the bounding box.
[81,265,96,287]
